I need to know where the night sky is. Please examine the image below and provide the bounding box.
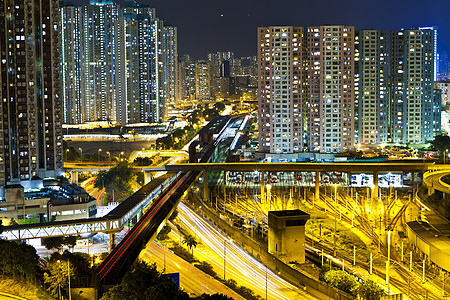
[73,0,450,60]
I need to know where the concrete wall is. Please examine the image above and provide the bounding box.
[193,201,354,300]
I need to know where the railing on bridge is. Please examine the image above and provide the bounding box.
[0,174,178,241]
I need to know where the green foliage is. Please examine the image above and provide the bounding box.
[323,269,358,296]
[94,161,136,202]
[0,240,39,281]
[43,259,75,298]
[100,261,189,300]
[213,102,226,113]
[170,243,198,263]
[9,218,18,226]
[357,279,385,300]
[194,293,233,300]
[42,236,77,251]
[0,219,3,234]
[156,225,171,241]
[133,157,153,166]
[430,134,450,154]
[183,234,198,254]
[194,261,216,277]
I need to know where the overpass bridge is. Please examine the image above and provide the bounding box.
[0,116,235,248]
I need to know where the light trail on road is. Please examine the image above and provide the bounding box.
[176,202,319,300]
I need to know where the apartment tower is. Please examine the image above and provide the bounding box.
[307,26,355,153]
[257,26,305,154]
[0,0,63,185]
[355,30,389,146]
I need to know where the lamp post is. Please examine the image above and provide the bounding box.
[266,184,272,211]
[65,149,69,161]
[223,240,227,280]
[98,149,102,163]
[79,148,82,162]
[445,149,449,164]
[106,151,110,162]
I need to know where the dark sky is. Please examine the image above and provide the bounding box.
[74,0,450,60]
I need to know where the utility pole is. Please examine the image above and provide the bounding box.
[224,240,226,280]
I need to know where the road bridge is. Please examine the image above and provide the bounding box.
[165,161,433,201]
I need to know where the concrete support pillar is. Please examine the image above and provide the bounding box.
[428,186,434,196]
[144,171,152,185]
[347,172,351,187]
[411,172,415,185]
[315,171,320,201]
[203,170,209,202]
[110,233,115,251]
[373,171,378,200]
[71,171,78,185]
[260,171,265,202]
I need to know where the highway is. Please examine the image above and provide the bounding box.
[143,241,245,299]
[175,202,319,300]
[96,172,192,283]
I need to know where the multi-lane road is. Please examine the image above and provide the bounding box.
[175,202,319,300]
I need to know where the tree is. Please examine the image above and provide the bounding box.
[183,234,198,255]
[94,161,136,202]
[323,269,358,296]
[43,237,65,251]
[194,261,216,277]
[156,225,171,241]
[0,240,39,281]
[44,259,75,298]
[357,279,385,300]
[430,134,450,154]
[9,218,18,226]
[0,219,3,234]
[101,261,189,300]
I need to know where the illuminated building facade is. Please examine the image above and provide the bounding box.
[257,26,305,154]
[307,26,355,153]
[355,30,389,145]
[391,27,436,144]
[0,0,63,186]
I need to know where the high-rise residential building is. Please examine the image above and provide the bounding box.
[161,25,178,112]
[307,26,355,153]
[391,27,436,144]
[60,0,177,125]
[60,2,83,124]
[0,0,63,185]
[81,0,119,122]
[178,54,193,101]
[355,30,389,146]
[115,2,156,124]
[208,52,234,77]
[433,89,442,135]
[257,26,306,153]
[195,61,211,100]
[435,81,450,106]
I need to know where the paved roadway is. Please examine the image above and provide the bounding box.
[143,241,245,299]
[175,202,319,300]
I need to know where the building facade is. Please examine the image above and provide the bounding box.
[195,60,211,100]
[0,0,63,186]
[257,26,305,153]
[391,27,436,144]
[307,26,355,153]
[355,30,389,146]
[60,3,83,124]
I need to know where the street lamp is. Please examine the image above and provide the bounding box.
[445,149,449,164]
[78,148,82,162]
[56,259,71,300]
[119,151,124,161]
[106,151,110,162]
[266,184,272,211]
[98,149,102,163]
[65,149,69,161]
